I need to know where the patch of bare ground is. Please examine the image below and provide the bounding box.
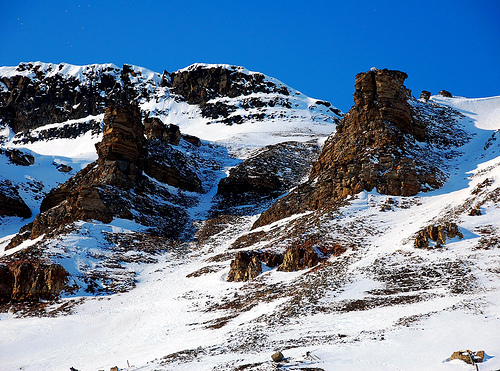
[0,297,85,318]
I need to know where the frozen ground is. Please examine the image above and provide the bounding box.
[1,89,500,370]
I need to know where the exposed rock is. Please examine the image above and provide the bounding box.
[54,163,72,172]
[278,246,320,272]
[0,180,31,218]
[216,141,320,212]
[227,251,262,282]
[253,69,469,229]
[167,124,182,146]
[170,64,290,106]
[449,350,484,364]
[2,149,35,166]
[0,261,67,303]
[0,62,125,133]
[144,141,202,193]
[271,351,284,362]
[414,222,464,248]
[420,90,431,101]
[6,103,189,250]
[182,134,201,147]
[439,90,453,97]
[144,116,181,146]
[96,103,147,188]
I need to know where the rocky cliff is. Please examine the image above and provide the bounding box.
[253,68,469,229]
[6,102,190,252]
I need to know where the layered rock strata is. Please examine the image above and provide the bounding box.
[253,69,460,229]
[0,261,67,303]
[6,103,189,251]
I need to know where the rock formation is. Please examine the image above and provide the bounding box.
[253,68,465,229]
[170,64,290,106]
[215,141,320,213]
[0,180,31,218]
[6,102,189,250]
[0,63,122,133]
[227,251,263,282]
[414,222,463,248]
[0,261,67,302]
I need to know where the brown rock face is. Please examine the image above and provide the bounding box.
[96,104,146,188]
[253,68,451,229]
[170,65,289,106]
[7,104,145,249]
[227,251,263,282]
[277,246,320,272]
[0,261,67,303]
[414,222,463,248]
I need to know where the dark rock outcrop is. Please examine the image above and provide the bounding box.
[7,103,189,250]
[0,180,31,218]
[2,149,35,166]
[216,141,320,212]
[182,134,201,147]
[0,261,67,303]
[0,63,123,133]
[144,117,181,146]
[420,90,431,102]
[227,251,263,282]
[170,64,290,106]
[414,222,463,248]
[145,141,202,193]
[439,90,453,97]
[253,69,468,229]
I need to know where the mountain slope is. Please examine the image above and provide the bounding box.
[0,63,500,371]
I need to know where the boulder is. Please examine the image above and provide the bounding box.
[439,90,453,97]
[182,134,201,147]
[271,351,284,362]
[420,90,431,101]
[449,350,484,364]
[414,222,463,248]
[278,246,320,272]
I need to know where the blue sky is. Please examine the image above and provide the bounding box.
[2,0,499,112]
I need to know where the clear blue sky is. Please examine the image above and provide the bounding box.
[2,0,499,112]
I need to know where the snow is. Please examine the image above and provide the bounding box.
[1,65,500,370]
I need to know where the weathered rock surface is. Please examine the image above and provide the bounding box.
[414,222,464,248]
[420,90,431,102]
[215,141,320,213]
[6,103,189,250]
[439,90,453,97]
[1,148,35,166]
[449,350,484,364]
[170,64,342,126]
[0,180,31,218]
[170,64,290,106]
[227,251,263,282]
[0,62,125,133]
[253,69,469,229]
[144,116,181,146]
[145,140,202,193]
[0,260,67,302]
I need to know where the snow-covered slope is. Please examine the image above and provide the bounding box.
[1,61,500,370]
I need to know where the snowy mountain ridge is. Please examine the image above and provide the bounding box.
[0,62,500,370]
